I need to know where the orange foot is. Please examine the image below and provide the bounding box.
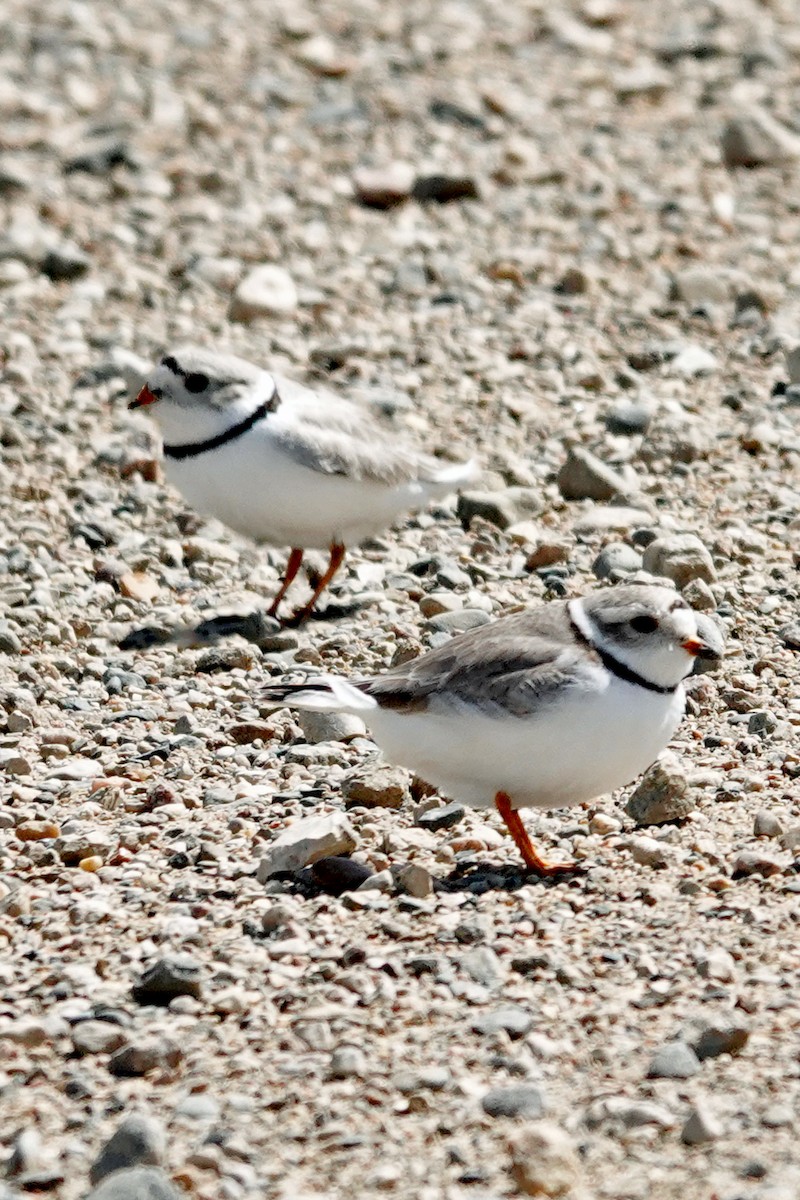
[495,791,581,877]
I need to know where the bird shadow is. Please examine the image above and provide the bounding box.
[117,600,373,650]
[437,858,587,894]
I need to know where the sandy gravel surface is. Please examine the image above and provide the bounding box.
[2,1,800,1197]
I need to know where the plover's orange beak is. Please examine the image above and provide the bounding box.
[129,385,158,410]
[682,637,719,661]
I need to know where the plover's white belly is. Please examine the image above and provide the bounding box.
[164,428,429,549]
[365,673,685,811]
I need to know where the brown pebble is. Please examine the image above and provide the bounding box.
[79,856,104,872]
[228,721,276,745]
[16,821,60,842]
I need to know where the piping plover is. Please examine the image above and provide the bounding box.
[130,347,476,624]
[261,584,721,874]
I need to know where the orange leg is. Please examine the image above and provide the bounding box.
[284,542,346,627]
[495,791,578,877]
[267,547,305,619]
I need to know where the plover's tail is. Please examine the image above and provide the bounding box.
[424,457,479,495]
[261,675,377,713]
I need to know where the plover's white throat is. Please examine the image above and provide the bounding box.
[261,585,722,874]
[130,347,476,625]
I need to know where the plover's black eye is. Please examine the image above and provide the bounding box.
[630,614,659,634]
[161,355,179,373]
[184,372,209,394]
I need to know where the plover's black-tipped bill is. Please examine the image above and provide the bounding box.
[681,637,721,661]
[129,385,159,410]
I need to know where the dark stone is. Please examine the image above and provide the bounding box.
[412,174,480,203]
[428,99,487,130]
[481,1084,547,1119]
[64,135,135,175]
[779,623,800,651]
[693,1021,750,1061]
[132,957,203,1006]
[90,1115,165,1184]
[40,244,90,281]
[604,401,653,436]
[417,802,466,832]
[310,856,373,896]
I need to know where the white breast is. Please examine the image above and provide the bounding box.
[164,423,432,550]
[363,672,685,811]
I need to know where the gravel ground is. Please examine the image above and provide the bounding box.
[3,0,800,1197]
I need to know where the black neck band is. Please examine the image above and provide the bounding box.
[568,611,677,696]
[163,395,275,462]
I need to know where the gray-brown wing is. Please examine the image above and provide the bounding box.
[361,606,598,717]
[268,374,442,485]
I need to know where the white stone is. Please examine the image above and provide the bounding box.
[229,264,298,321]
[257,813,357,881]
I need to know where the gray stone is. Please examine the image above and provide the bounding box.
[132,957,203,1005]
[328,1046,366,1078]
[508,1122,582,1197]
[417,802,465,831]
[785,343,800,386]
[754,810,783,838]
[585,1096,676,1130]
[732,850,783,879]
[54,830,113,864]
[229,264,298,321]
[482,1084,546,1119]
[625,753,694,825]
[779,623,800,651]
[342,764,409,809]
[392,863,434,898]
[591,542,642,580]
[696,948,736,982]
[90,1114,166,1185]
[257,812,357,880]
[393,1065,450,1093]
[642,534,716,586]
[297,710,366,743]
[604,400,653,436]
[557,447,631,501]
[472,1005,533,1039]
[647,1041,701,1079]
[71,1020,127,1056]
[693,613,726,672]
[722,108,800,168]
[0,625,22,654]
[627,835,670,868]
[671,267,734,311]
[109,1039,183,1077]
[682,578,717,611]
[682,1103,723,1145]
[457,488,541,530]
[780,826,800,852]
[86,1167,180,1200]
[461,946,504,988]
